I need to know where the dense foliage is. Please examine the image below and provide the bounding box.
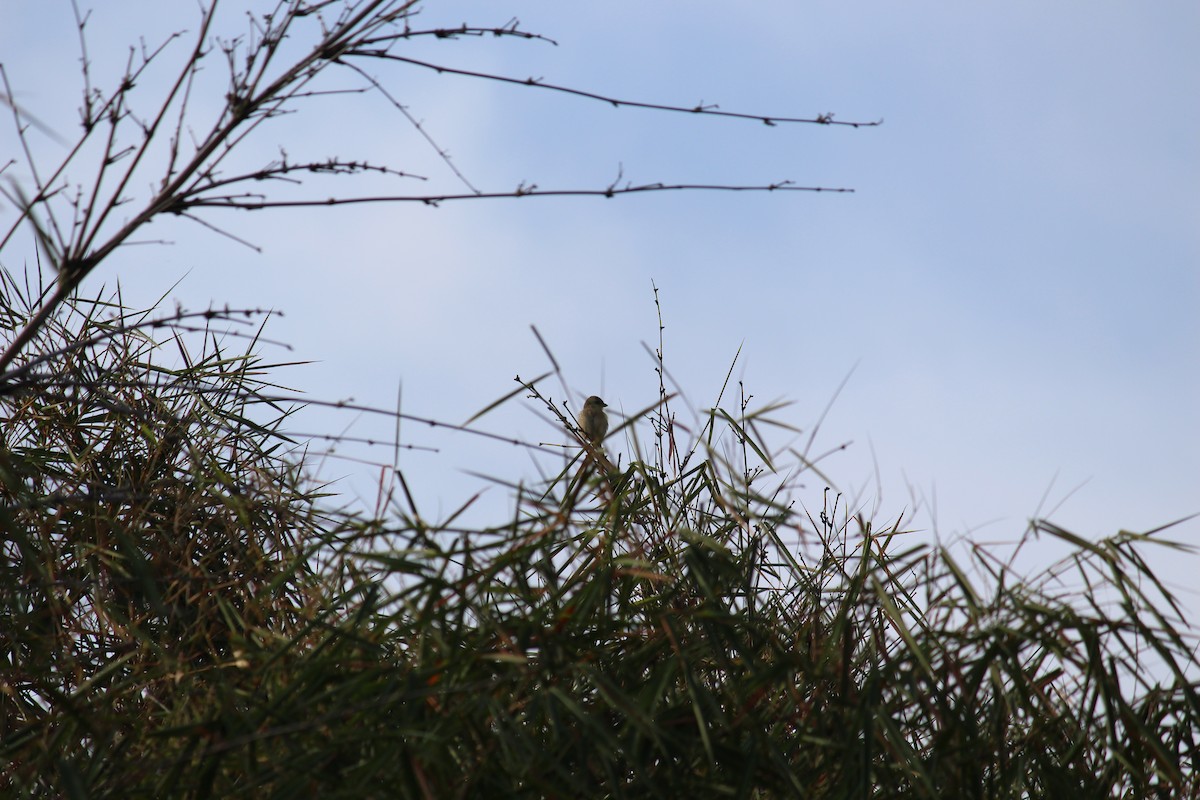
[1,278,1196,798]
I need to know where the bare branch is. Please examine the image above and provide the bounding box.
[346,53,884,128]
[174,210,263,252]
[174,180,853,212]
[179,156,427,198]
[339,59,480,195]
[361,22,559,48]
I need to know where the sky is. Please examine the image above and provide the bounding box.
[1,2,1197,604]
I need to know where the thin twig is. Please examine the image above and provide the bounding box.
[348,53,883,128]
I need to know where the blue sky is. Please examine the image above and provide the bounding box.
[2,2,1197,597]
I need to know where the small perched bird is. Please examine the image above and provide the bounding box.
[577,396,609,444]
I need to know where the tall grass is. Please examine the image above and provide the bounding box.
[1,275,1196,797]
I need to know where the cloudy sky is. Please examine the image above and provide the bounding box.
[2,2,1197,596]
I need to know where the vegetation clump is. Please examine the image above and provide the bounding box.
[1,277,1196,797]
